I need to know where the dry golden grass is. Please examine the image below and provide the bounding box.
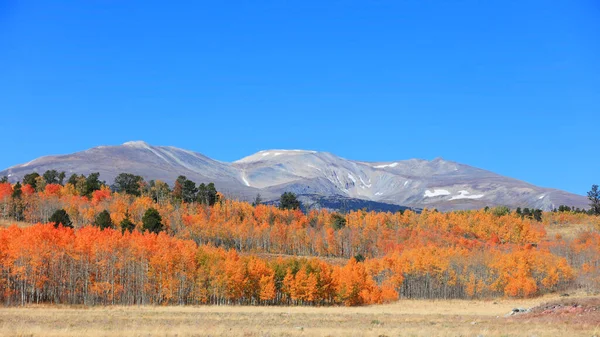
[1,293,599,337]
[544,222,596,240]
[0,219,32,228]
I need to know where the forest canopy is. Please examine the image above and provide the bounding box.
[0,172,598,306]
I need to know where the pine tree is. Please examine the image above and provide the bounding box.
[142,207,163,233]
[279,192,301,210]
[93,210,114,230]
[49,209,73,228]
[113,173,145,196]
[588,185,600,215]
[120,214,136,233]
[252,193,262,207]
[22,172,40,190]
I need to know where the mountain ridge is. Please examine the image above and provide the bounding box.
[0,141,588,212]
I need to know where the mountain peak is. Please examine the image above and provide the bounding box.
[259,149,317,154]
[122,140,151,148]
[0,143,588,211]
[235,149,318,164]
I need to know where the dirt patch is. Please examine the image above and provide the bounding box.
[512,297,600,326]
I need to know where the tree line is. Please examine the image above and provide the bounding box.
[0,222,577,306]
[0,180,599,305]
[0,173,599,306]
[1,170,221,204]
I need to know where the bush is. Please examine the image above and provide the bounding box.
[491,206,511,217]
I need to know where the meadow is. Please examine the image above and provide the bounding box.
[1,293,598,336]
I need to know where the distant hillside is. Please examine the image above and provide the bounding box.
[0,141,588,211]
[263,194,418,213]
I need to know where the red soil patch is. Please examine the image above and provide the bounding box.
[512,297,600,325]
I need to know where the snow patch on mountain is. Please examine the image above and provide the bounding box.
[449,190,484,200]
[347,173,357,184]
[374,162,398,169]
[236,149,318,163]
[241,170,251,187]
[123,141,150,149]
[307,164,322,172]
[1,142,589,212]
[359,176,372,188]
[142,146,172,165]
[424,189,451,197]
[156,147,195,169]
[21,159,36,167]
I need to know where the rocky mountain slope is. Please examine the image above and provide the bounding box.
[0,141,588,211]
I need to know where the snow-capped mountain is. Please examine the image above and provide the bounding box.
[0,141,588,211]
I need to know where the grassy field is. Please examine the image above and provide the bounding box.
[544,222,596,240]
[1,294,599,337]
[0,219,32,228]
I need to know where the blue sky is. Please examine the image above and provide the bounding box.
[1,1,598,195]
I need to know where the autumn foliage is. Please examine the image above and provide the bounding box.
[0,181,597,306]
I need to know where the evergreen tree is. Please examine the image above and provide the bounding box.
[279,192,301,210]
[182,180,197,203]
[197,183,208,204]
[331,213,347,230]
[252,193,262,207]
[58,171,66,185]
[174,176,197,203]
[22,172,40,190]
[533,209,543,222]
[120,214,136,233]
[67,173,79,186]
[588,184,600,215]
[84,172,102,197]
[11,182,22,199]
[207,182,219,206]
[353,253,365,263]
[93,210,114,230]
[49,209,73,228]
[120,211,136,233]
[0,176,8,183]
[113,173,144,196]
[42,170,60,185]
[142,207,163,233]
[10,182,23,221]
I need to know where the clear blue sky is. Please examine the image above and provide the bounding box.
[1,1,598,195]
